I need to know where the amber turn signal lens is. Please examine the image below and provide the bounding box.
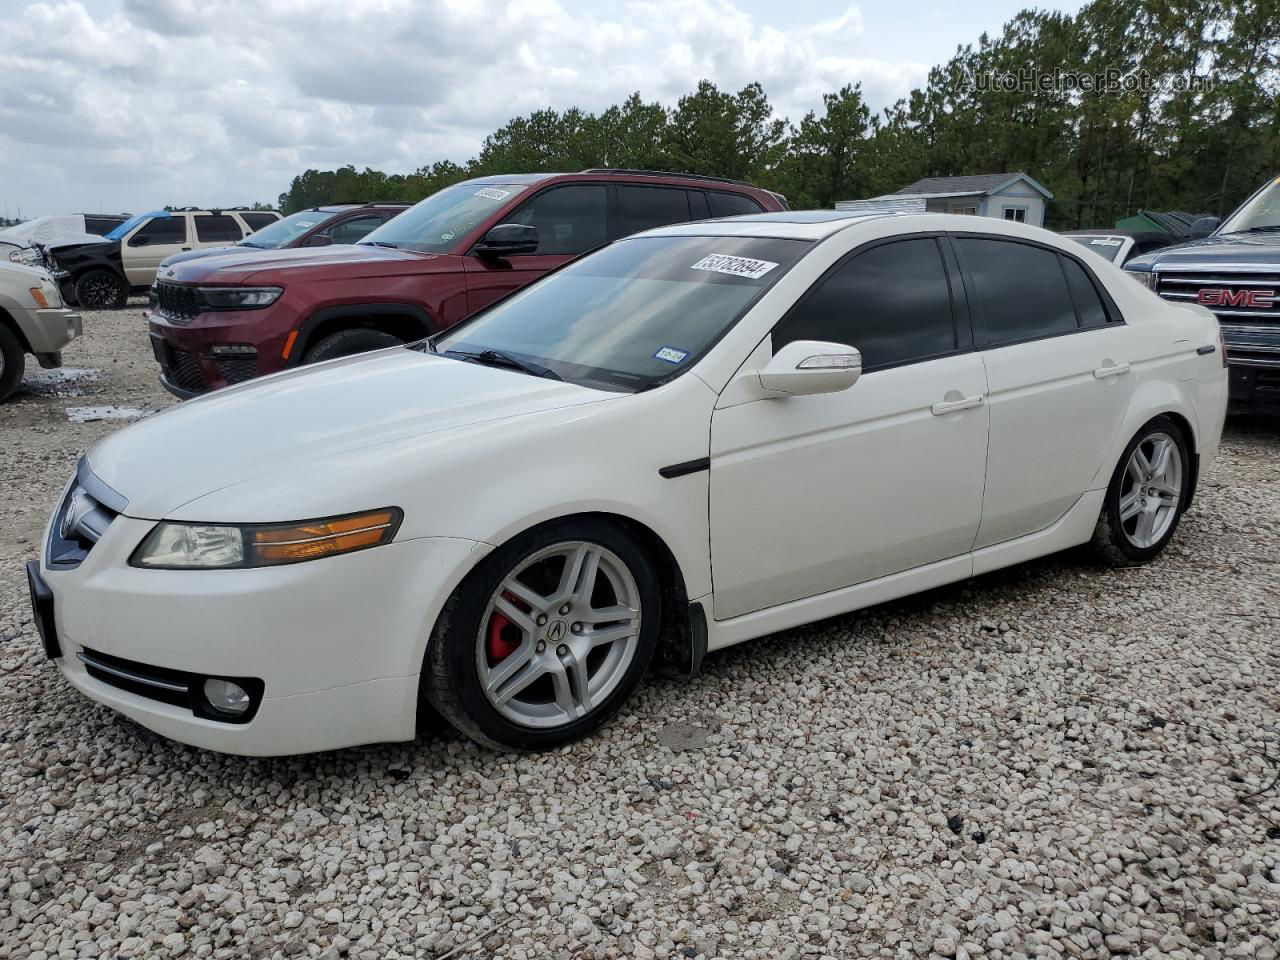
[249,509,401,565]
[30,287,49,309]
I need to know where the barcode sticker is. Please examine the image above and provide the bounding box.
[690,253,779,280]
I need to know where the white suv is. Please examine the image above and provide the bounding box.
[30,212,1227,755]
[40,208,282,309]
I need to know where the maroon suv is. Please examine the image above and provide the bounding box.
[147,170,787,397]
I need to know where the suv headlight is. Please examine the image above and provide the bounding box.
[1130,270,1159,291]
[198,286,283,310]
[130,508,402,569]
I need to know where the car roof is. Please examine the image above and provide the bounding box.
[460,170,776,196]
[640,211,1091,244]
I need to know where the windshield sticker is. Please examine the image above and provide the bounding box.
[690,253,779,280]
[1090,238,1123,246]
[474,188,512,202]
[295,221,315,228]
[653,346,689,365]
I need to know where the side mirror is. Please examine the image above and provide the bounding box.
[475,223,538,258]
[303,234,333,247]
[1189,216,1220,240]
[759,340,862,397]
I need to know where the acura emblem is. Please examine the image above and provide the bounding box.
[545,620,567,643]
[60,489,89,540]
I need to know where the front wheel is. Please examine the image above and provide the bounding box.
[1090,416,1190,565]
[73,269,128,309]
[0,324,25,401]
[425,520,661,751]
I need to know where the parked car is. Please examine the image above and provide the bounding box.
[30,212,1227,756]
[41,208,283,310]
[158,203,410,270]
[146,170,788,398]
[1125,175,1280,414]
[0,259,82,401]
[0,214,124,260]
[1060,229,1178,265]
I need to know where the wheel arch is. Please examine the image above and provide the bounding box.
[0,304,34,353]
[290,303,437,365]
[419,509,701,685]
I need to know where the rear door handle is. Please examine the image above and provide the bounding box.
[931,394,985,415]
[1093,362,1130,379]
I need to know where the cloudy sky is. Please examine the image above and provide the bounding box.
[0,0,1084,218]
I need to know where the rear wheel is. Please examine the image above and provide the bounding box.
[302,328,404,364]
[426,519,660,751]
[74,269,128,310]
[0,324,25,401]
[1091,416,1190,565]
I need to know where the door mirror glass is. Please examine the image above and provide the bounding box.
[475,223,539,258]
[760,340,861,396]
[1189,216,1220,240]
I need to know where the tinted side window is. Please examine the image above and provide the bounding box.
[708,191,764,218]
[324,215,384,244]
[241,212,279,231]
[129,217,186,246]
[773,237,957,371]
[617,186,691,236]
[508,185,608,255]
[956,237,1077,345]
[1061,256,1111,327]
[85,217,120,235]
[195,215,244,242]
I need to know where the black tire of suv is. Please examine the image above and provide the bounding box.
[425,519,662,752]
[301,328,405,364]
[1089,415,1191,567]
[0,324,25,402]
[74,269,128,310]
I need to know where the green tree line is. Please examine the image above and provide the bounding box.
[278,0,1279,228]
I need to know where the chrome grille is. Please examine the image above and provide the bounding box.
[1156,272,1280,321]
[46,460,126,569]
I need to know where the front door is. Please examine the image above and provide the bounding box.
[123,215,190,286]
[709,236,990,620]
[950,235,1137,547]
[463,183,609,314]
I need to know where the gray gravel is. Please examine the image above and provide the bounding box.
[2,303,1279,959]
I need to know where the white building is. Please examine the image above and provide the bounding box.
[837,172,1053,227]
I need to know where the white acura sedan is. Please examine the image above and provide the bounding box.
[29,212,1228,755]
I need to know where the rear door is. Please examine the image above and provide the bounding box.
[463,183,609,314]
[123,215,189,286]
[952,234,1136,548]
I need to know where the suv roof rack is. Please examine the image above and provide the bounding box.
[321,200,413,208]
[580,168,755,188]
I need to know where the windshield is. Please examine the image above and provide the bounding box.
[1065,235,1126,263]
[1220,178,1280,234]
[359,182,526,253]
[241,209,335,248]
[105,212,163,241]
[433,235,811,390]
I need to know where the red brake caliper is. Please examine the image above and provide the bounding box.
[486,611,520,661]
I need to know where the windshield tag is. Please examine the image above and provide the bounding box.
[653,346,689,365]
[296,221,315,228]
[474,188,512,201]
[1092,239,1122,246]
[690,253,778,280]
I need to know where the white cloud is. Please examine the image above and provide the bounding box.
[0,0,930,216]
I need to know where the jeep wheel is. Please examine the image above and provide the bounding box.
[74,269,128,310]
[0,324,25,401]
[302,328,405,364]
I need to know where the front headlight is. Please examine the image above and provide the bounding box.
[32,276,62,309]
[130,508,402,569]
[1129,270,1159,291]
[198,286,283,310]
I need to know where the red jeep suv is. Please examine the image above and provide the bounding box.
[148,170,787,397]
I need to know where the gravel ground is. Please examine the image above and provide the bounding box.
[1,303,1278,960]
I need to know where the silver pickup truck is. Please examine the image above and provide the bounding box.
[0,260,83,401]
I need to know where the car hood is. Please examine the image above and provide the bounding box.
[87,348,617,520]
[1127,231,1280,271]
[161,243,453,285]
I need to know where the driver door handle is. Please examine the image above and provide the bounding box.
[931,394,985,416]
[1093,362,1130,379]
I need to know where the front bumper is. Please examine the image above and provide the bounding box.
[147,304,294,398]
[38,508,486,756]
[20,307,82,354]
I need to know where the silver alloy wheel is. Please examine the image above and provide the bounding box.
[476,541,642,729]
[1119,431,1183,549]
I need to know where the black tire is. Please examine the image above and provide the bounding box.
[1090,415,1191,566]
[59,279,78,307]
[0,324,25,402]
[301,328,405,364]
[73,269,128,310]
[425,518,661,751]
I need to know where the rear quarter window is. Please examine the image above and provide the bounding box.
[708,191,765,218]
